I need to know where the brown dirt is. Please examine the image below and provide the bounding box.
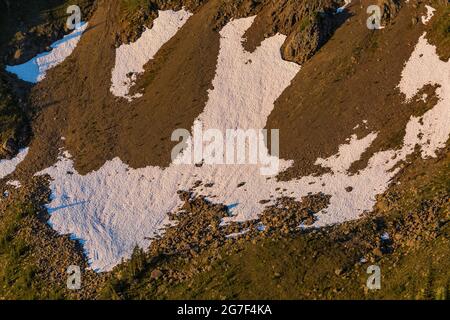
[0,1,97,159]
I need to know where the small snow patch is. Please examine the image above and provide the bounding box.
[0,148,29,180]
[110,10,192,100]
[315,133,378,174]
[399,33,450,158]
[6,23,88,83]
[226,229,250,239]
[421,5,436,25]
[6,180,21,189]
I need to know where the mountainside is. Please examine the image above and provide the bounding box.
[0,0,449,300]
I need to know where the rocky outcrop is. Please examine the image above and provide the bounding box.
[265,0,345,64]
[377,0,402,24]
[0,138,18,159]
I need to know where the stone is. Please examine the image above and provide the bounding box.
[2,138,17,157]
[13,49,22,60]
[150,269,163,280]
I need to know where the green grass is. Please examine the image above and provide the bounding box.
[0,202,39,299]
[0,198,71,300]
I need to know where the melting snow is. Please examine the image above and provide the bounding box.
[315,133,378,174]
[421,5,436,25]
[6,180,21,189]
[38,25,450,271]
[110,10,192,100]
[6,23,88,83]
[0,148,29,180]
[399,33,450,158]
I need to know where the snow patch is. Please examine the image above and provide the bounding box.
[315,133,378,174]
[421,5,436,25]
[6,23,88,83]
[6,180,21,189]
[110,10,192,100]
[399,33,450,158]
[38,28,450,272]
[0,148,29,180]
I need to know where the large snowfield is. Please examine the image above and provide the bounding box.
[2,9,449,272]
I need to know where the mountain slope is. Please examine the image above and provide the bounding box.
[0,0,448,299]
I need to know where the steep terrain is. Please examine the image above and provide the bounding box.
[0,0,96,162]
[0,0,448,299]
